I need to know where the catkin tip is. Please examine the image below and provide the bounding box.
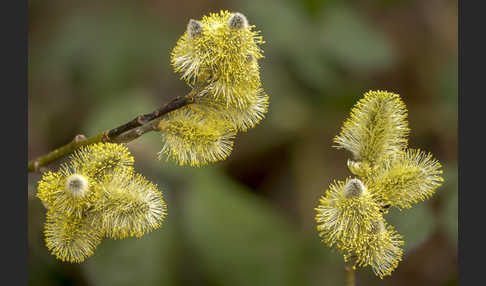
[344,178,366,198]
[65,174,89,199]
[227,12,248,30]
[187,19,203,39]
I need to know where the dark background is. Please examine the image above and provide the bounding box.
[28,0,457,285]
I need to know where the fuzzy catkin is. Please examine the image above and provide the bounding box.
[158,10,269,167]
[37,142,167,263]
[316,90,443,278]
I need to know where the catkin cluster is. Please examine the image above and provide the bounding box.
[36,143,167,263]
[156,10,268,167]
[315,90,444,278]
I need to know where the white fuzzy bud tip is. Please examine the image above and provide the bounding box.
[65,174,89,198]
[227,12,248,30]
[344,178,366,198]
[187,19,203,40]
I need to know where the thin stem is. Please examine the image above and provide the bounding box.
[111,115,165,143]
[344,264,357,286]
[27,85,206,173]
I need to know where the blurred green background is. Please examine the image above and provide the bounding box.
[28,0,457,285]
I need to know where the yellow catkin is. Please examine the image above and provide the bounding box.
[192,87,269,132]
[72,142,134,178]
[92,171,167,239]
[333,90,409,169]
[44,210,103,263]
[366,148,444,210]
[37,142,168,263]
[163,11,269,166]
[315,178,383,250]
[36,142,135,218]
[349,221,404,279]
[316,90,443,279]
[171,10,264,108]
[157,108,236,167]
[37,171,63,210]
[38,164,98,218]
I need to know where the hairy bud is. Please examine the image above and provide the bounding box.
[344,178,366,198]
[65,174,89,199]
[227,12,248,30]
[187,19,203,39]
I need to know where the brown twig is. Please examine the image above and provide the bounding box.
[27,85,205,173]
